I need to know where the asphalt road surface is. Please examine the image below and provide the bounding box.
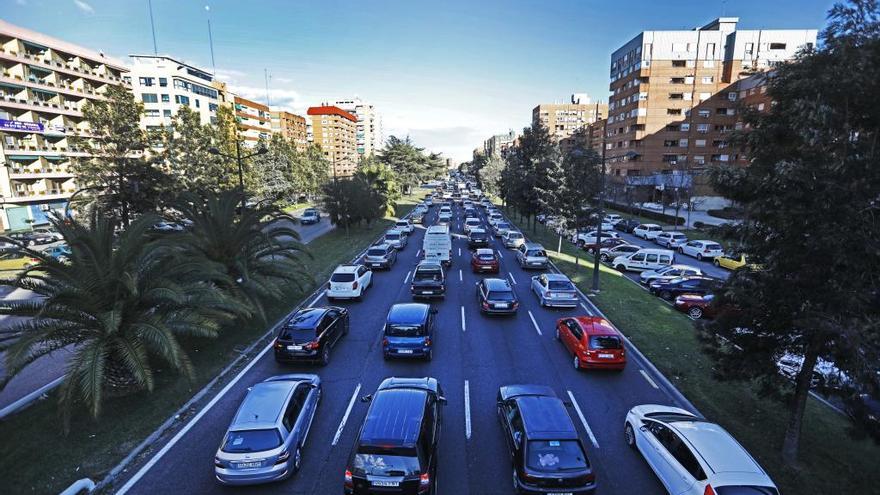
[116,201,688,495]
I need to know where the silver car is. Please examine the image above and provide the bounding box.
[363,243,397,269]
[531,273,579,307]
[639,264,703,285]
[502,230,525,249]
[516,242,549,270]
[383,229,408,250]
[215,374,321,485]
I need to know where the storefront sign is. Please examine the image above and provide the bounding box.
[0,119,44,133]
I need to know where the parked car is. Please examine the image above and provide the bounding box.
[633,223,664,240]
[492,221,513,238]
[654,231,689,249]
[497,385,597,494]
[463,217,482,234]
[531,273,579,308]
[395,219,415,234]
[573,230,620,248]
[581,237,627,255]
[214,374,321,485]
[467,228,490,249]
[327,264,372,301]
[599,243,641,262]
[7,231,54,246]
[363,243,397,269]
[649,276,721,301]
[300,208,321,225]
[345,377,445,495]
[612,248,675,272]
[605,213,623,225]
[383,229,408,250]
[555,316,627,370]
[614,218,640,233]
[43,244,72,262]
[502,230,525,249]
[638,264,702,285]
[679,240,724,261]
[674,293,717,319]
[31,227,63,242]
[273,306,349,365]
[624,405,778,495]
[411,261,446,299]
[516,242,549,270]
[471,248,500,273]
[476,277,519,315]
[714,251,750,270]
[382,303,437,360]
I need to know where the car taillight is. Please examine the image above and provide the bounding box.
[424,337,431,346]
[482,302,489,309]
[304,341,319,350]
[584,471,596,482]
[273,339,283,349]
[275,450,290,464]
[704,486,716,495]
[352,281,358,290]
[382,338,389,346]
[344,469,353,488]
[419,472,431,492]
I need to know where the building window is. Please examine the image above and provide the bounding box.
[163,109,172,117]
[141,93,158,103]
[701,76,714,84]
[209,103,218,112]
[662,154,678,163]
[139,77,154,87]
[669,93,683,100]
[769,43,787,50]
[175,95,190,106]
[697,123,710,133]
[667,108,682,115]
[672,60,687,67]
[695,139,707,147]
[694,155,705,165]
[195,99,200,108]
[727,92,737,101]
[705,43,716,58]
[745,42,754,55]
[664,140,677,147]
[159,78,168,87]
[678,139,688,147]
[757,103,765,111]
[144,109,160,117]
[680,123,690,132]
[161,94,170,102]
[670,77,685,84]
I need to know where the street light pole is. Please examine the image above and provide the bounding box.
[209,143,268,214]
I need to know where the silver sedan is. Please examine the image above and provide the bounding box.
[531,273,579,308]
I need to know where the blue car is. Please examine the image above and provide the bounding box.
[44,245,71,262]
[382,303,436,361]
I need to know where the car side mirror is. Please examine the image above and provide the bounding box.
[360,394,373,403]
[639,425,648,432]
[309,383,319,389]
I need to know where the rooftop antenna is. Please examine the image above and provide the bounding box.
[205,4,216,76]
[264,69,271,107]
[721,0,728,16]
[147,0,158,54]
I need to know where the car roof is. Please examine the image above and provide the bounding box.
[517,396,579,440]
[286,307,328,328]
[386,229,402,235]
[416,260,442,270]
[572,316,620,336]
[426,225,449,234]
[360,388,427,448]
[668,420,765,475]
[522,242,543,249]
[484,278,512,291]
[543,273,570,282]
[230,380,297,430]
[369,242,392,250]
[386,303,430,325]
[639,223,661,228]
[465,217,480,222]
[334,264,360,274]
[470,228,486,234]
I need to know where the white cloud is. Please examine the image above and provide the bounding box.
[73,0,94,14]
[228,84,303,113]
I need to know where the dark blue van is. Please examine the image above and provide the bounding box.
[382,303,436,361]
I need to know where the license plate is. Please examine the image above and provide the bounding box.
[288,345,302,351]
[235,461,261,469]
[599,353,614,359]
[495,303,509,309]
[422,291,434,294]
[481,266,492,270]
[371,263,382,267]
[398,349,414,354]
[373,481,400,487]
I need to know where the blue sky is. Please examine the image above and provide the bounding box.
[4,0,835,160]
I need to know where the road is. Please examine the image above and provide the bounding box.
[116,200,688,495]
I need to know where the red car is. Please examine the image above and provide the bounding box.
[582,237,627,254]
[471,248,500,273]
[555,316,626,370]
[674,293,717,319]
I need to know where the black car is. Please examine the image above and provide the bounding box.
[345,377,446,495]
[468,228,490,249]
[273,306,349,365]
[649,276,721,301]
[7,231,55,246]
[497,385,596,494]
[476,278,519,315]
[614,218,641,234]
[411,261,446,299]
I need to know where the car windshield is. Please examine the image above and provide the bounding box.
[367,248,387,256]
[353,453,422,476]
[487,290,515,301]
[548,281,574,291]
[222,429,282,453]
[385,324,425,337]
[498,223,510,229]
[385,233,400,240]
[590,335,622,349]
[414,269,442,281]
[526,440,588,472]
[331,273,356,282]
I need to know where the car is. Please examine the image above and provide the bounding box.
[411,260,446,299]
[43,244,72,262]
[556,316,627,370]
[467,228,490,249]
[649,276,721,301]
[363,243,397,269]
[531,273,579,308]
[654,231,689,249]
[273,306,349,365]
[383,229,408,250]
[638,264,703,285]
[573,229,620,248]
[463,217,482,234]
[581,237,627,255]
[31,227,63,242]
[598,243,641,262]
[613,248,675,272]
[614,218,641,233]
[382,303,437,360]
[395,219,415,234]
[345,377,445,495]
[327,264,372,300]
[7,231,55,246]
[463,207,477,218]
[214,374,321,485]
[437,211,452,224]
[492,221,513,238]
[488,212,504,226]
[411,211,424,224]
[516,242,549,270]
[674,293,717,319]
[502,230,525,249]
[714,251,750,270]
[424,197,434,207]
[476,277,519,315]
[497,385,597,494]
[152,221,185,233]
[633,223,664,240]
[679,240,724,261]
[471,248,500,273]
[605,213,623,225]
[624,405,778,495]
[300,208,321,225]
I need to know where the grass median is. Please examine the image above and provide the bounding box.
[0,195,419,494]
[503,207,880,495]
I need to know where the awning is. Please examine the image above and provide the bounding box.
[5,155,39,161]
[44,155,68,161]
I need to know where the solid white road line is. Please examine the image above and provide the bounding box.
[458,247,462,257]
[497,250,504,258]
[416,249,422,257]
[461,306,467,332]
[566,390,600,449]
[404,270,411,284]
[507,272,517,285]
[640,369,659,389]
[464,380,472,440]
[116,341,276,495]
[459,269,463,282]
[332,383,362,446]
[527,310,543,336]
[580,302,590,312]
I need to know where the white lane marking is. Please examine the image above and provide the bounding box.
[567,390,600,449]
[404,270,411,284]
[507,272,517,285]
[580,302,589,312]
[116,341,276,495]
[461,306,467,332]
[527,310,543,336]
[459,269,463,282]
[416,249,422,257]
[332,383,362,446]
[310,291,325,307]
[458,247,462,257]
[640,369,659,389]
[464,380,472,440]
[497,250,504,258]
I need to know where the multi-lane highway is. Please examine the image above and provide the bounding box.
[115,197,691,495]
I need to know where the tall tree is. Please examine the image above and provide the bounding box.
[502,125,558,228]
[294,144,332,200]
[378,136,444,193]
[250,134,296,203]
[559,129,603,232]
[700,0,880,464]
[161,106,228,194]
[479,154,506,196]
[355,156,401,217]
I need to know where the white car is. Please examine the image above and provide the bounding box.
[463,217,482,234]
[488,213,503,226]
[326,264,372,300]
[383,229,408,250]
[599,243,641,262]
[395,219,414,234]
[438,209,453,223]
[624,405,779,495]
[679,240,724,261]
[605,213,623,225]
[633,223,664,240]
[639,264,703,285]
[654,231,689,249]
[573,229,620,247]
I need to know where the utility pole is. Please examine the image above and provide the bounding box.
[205,4,216,76]
[264,69,271,107]
[147,0,158,55]
[592,112,608,292]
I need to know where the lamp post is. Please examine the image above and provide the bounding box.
[208,142,268,212]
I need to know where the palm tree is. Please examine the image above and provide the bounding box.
[0,211,238,426]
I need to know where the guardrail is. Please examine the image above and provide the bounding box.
[58,478,94,495]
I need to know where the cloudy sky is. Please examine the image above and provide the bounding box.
[4,0,832,161]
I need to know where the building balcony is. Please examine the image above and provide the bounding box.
[0,48,129,87]
[0,95,83,116]
[7,189,75,203]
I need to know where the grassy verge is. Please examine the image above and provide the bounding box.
[504,207,880,495]
[0,196,419,494]
[283,201,313,214]
[0,256,30,273]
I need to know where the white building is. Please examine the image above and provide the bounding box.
[327,98,382,158]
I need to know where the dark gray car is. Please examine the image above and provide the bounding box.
[363,243,397,269]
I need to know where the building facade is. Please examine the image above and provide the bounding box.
[532,94,607,142]
[483,130,517,157]
[270,110,308,152]
[330,98,382,158]
[233,96,271,147]
[605,17,816,206]
[0,20,130,231]
[307,105,357,177]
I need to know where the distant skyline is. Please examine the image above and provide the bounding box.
[3,0,835,161]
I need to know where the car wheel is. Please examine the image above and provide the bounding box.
[697,253,703,261]
[660,290,673,301]
[587,247,595,255]
[713,259,720,267]
[573,356,581,370]
[292,446,302,474]
[320,346,330,366]
[28,240,35,246]
[600,253,609,262]
[624,423,636,449]
[678,247,684,254]
[615,264,626,272]
[688,307,704,319]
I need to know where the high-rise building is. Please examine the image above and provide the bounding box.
[329,98,382,158]
[0,20,130,231]
[270,110,308,152]
[532,94,607,142]
[483,130,517,157]
[307,105,357,177]
[605,17,816,206]
[233,96,271,147]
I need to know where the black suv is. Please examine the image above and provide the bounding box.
[273,306,349,365]
[7,231,55,246]
[649,276,721,301]
[411,261,446,299]
[467,228,490,249]
[497,385,597,494]
[614,218,641,234]
[345,377,446,495]
[476,278,519,315]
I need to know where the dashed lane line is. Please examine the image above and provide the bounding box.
[464,380,472,440]
[527,310,543,336]
[461,306,467,332]
[332,384,362,446]
[507,273,517,285]
[567,390,600,449]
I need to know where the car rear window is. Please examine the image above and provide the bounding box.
[353,453,422,476]
[707,243,723,250]
[715,488,779,495]
[279,324,316,341]
[367,248,387,256]
[331,273,356,282]
[477,253,495,261]
[527,250,547,257]
[526,440,588,472]
[487,290,515,301]
[222,429,282,453]
[548,281,574,291]
[385,324,425,337]
[385,233,400,240]
[589,335,622,349]
[414,269,442,281]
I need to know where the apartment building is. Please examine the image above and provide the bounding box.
[128,55,228,131]
[483,130,517,157]
[330,98,382,157]
[0,20,129,231]
[270,110,308,152]
[532,94,607,142]
[307,105,357,177]
[560,118,606,155]
[605,17,816,206]
[234,96,271,146]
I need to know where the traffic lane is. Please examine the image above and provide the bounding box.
[612,230,730,280]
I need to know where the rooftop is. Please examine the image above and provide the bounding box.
[307,105,357,122]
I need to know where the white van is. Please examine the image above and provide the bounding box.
[612,248,675,272]
[422,225,452,266]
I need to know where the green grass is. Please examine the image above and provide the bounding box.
[282,201,313,214]
[505,207,880,495]
[0,196,418,495]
